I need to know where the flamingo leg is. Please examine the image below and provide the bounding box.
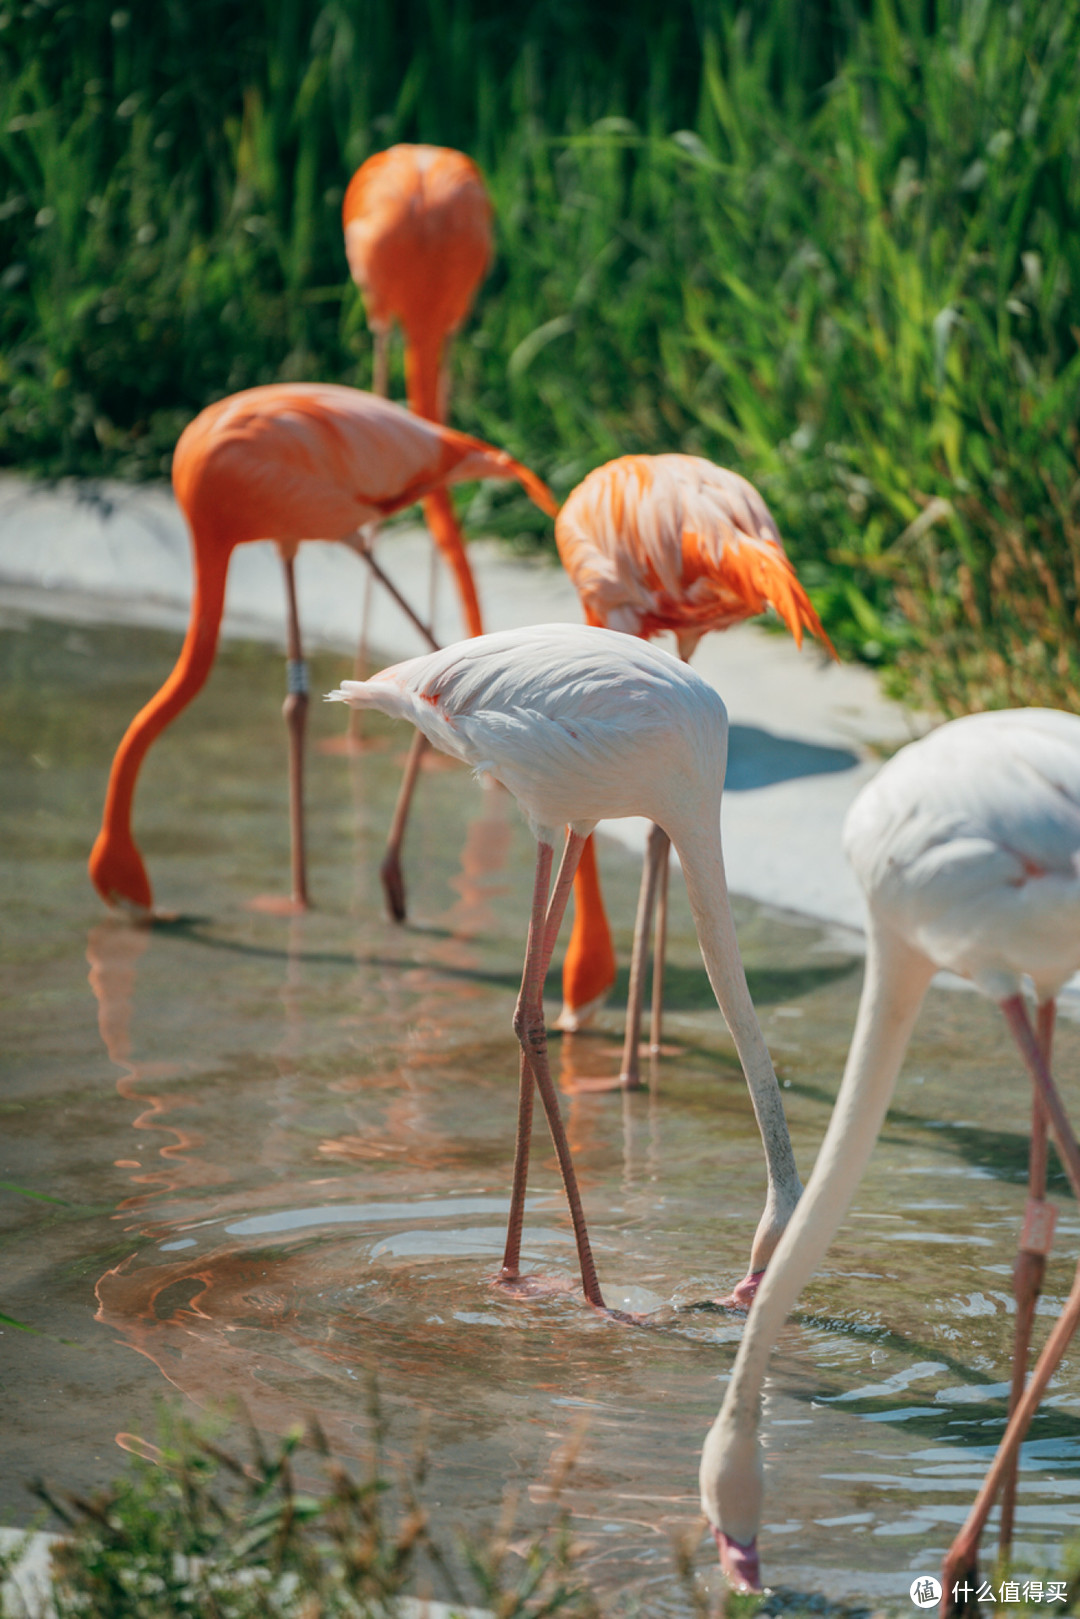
[281,555,309,911]
[502,832,603,1307]
[342,531,442,922]
[620,822,670,1089]
[646,638,695,1056]
[427,533,441,628]
[354,541,441,653]
[942,994,1079,1610]
[649,840,671,1054]
[498,1049,535,1284]
[380,729,428,923]
[500,832,585,1282]
[999,1000,1055,1560]
[346,536,376,748]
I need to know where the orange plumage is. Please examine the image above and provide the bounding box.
[89,383,557,915]
[343,145,494,637]
[555,453,835,1030]
[343,145,492,422]
[555,454,835,658]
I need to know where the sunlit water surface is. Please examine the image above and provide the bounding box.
[4,610,1080,1612]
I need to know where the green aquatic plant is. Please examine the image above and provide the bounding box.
[11,1396,999,1619]
[19,1400,602,1619]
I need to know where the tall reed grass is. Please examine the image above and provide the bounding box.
[1,0,1078,708]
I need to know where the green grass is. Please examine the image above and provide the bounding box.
[1,0,1078,709]
[8,1400,1080,1618]
[12,1400,603,1619]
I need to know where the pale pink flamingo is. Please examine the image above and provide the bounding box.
[329,622,802,1311]
[88,383,556,917]
[699,707,1080,1606]
[554,454,835,1086]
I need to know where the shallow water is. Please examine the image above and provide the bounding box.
[3,609,1080,1611]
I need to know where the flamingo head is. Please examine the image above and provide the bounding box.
[89,828,153,917]
[699,1412,765,1592]
[554,988,609,1033]
[717,1268,766,1310]
[711,1525,762,1593]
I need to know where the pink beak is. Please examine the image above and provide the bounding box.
[712,1525,762,1592]
[718,1268,765,1310]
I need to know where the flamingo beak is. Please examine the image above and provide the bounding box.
[712,1525,763,1593]
[717,1268,765,1310]
[109,892,155,925]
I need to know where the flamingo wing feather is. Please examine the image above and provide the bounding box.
[556,454,834,654]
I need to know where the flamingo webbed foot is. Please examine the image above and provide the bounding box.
[316,733,389,756]
[105,893,155,924]
[939,1554,984,1619]
[712,1526,762,1593]
[559,1071,628,1095]
[489,1271,577,1300]
[717,1270,766,1311]
[486,1271,647,1320]
[555,993,608,1033]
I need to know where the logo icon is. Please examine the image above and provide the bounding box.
[910,1576,942,1608]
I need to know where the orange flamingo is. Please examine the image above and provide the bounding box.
[343,145,498,919]
[343,143,492,641]
[88,382,557,918]
[554,453,835,1088]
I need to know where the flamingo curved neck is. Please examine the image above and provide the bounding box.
[422,487,483,637]
[399,318,487,639]
[90,537,233,908]
[699,925,934,1544]
[674,821,802,1256]
[403,323,446,424]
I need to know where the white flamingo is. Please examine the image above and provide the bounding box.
[329,622,802,1311]
[699,707,1080,1608]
